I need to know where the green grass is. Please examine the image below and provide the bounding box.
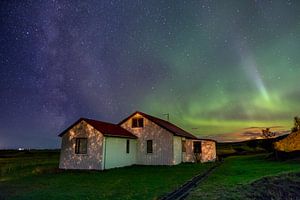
[0,150,215,200]
[3,151,298,200]
[188,154,300,200]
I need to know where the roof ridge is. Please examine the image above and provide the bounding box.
[119,111,198,140]
[143,113,188,131]
[59,118,137,139]
[141,112,185,130]
[81,118,119,125]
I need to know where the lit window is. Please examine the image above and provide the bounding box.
[132,118,144,128]
[147,140,153,153]
[75,138,87,154]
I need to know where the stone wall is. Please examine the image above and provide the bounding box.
[121,113,174,165]
[183,139,195,162]
[59,120,104,170]
[201,140,216,162]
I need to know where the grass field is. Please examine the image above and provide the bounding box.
[0,150,215,200]
[188,154,300,200]
[1,151,299,200]
[0,150,60,182]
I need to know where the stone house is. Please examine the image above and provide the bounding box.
[59,111,217,170]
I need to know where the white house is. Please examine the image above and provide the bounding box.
[59,111,216,170]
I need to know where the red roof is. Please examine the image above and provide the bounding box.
[59,118,137,139]
[119,111,198,140]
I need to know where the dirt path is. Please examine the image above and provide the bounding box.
[160,162,222,200]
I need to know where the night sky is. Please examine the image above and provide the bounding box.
[1,0,300,148]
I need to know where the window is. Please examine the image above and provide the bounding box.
[75,138,87,154]
[182,140,186,152]
[193,141,202,153]
[132,117,144,128]
[147,140,153,153]
[126,139,130,154]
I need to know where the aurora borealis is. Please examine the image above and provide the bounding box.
[1,1,300,148]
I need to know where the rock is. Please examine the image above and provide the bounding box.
[274,131,300,152]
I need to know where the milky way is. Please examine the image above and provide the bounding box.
[1,1,300,148]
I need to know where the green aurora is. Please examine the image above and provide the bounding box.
[1,1,300,147]
[136,1,300,137]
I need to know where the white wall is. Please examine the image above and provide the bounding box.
[173,136,182,164]
[103,137,137,169]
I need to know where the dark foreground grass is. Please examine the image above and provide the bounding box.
[239,172,300,199]
[0,150,60,181]
[188,154,300,200]
[0,150,214,200]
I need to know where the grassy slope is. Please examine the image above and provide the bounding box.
[239,172,300,199]
[188,154,300,200]
[216,137,288,157]
[0,151,214,200]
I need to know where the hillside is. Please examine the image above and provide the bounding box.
[217,135,289,157]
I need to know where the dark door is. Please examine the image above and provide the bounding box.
[193,141,202,153]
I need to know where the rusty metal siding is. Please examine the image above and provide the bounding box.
[183,139,195,162]
[59,120,104,170]
[120,113,174,165]
[201,140,216,162]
